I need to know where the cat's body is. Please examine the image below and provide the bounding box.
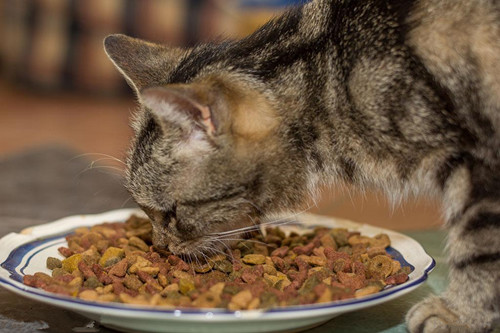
[104,0,500,331]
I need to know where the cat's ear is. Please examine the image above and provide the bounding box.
[104,34,185,94]
[141,86,219,141]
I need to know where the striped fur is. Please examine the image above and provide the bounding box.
[104,0,500,331]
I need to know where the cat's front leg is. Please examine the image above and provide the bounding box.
[406,163,500,332]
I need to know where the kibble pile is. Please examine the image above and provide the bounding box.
[23,215,410,310]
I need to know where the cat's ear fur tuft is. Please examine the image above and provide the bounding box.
[104,34,185,94]
[141,86,218,141]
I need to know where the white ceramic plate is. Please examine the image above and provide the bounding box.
[0,209,434,333]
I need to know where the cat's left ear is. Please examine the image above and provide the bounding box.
[104,34,186,94]
[141,86,221,141]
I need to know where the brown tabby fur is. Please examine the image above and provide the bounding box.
[104,0,500,331]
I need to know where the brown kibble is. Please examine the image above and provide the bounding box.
[391,260,401,275]
[112,281,125,295]
[320,234,337,250]
[385,272,409,285]
[129,236,150,252]
[191,262,213,273]
[263,264,277,275]
[209,254,227,262]
[247,297,261,310]
[123,274,143,291]
[209,282,226,296]
[125,226,152,239]
[354,285,383,298]
[371,234,391,248]
[74,227,90,236]
[79,289,98,301]
[338,272,364,290]
[241,271,258,284]
[228,290,252,310]
[157,274,168,287]
[292,242,315,255]
[368,255,393,279]
[298,255,326,266]
[57,246,75,258]
[367,246,387,258]
[242,254,266,265]
[271,256,289,272]
[317,286,333,303]
[164,283,179,292]
[173,270,193,281]
[193,291,221,308]
[98,294,117,302]
[138,266,160,276]
[348,235,371,246]
[108,259,128,277]
[99,247,125,267]
[68,277,83,288]
[78,261,96,279]
[128,256,152,273]
[271,246,289,258]
[92,264,113,285]
[119,293,149,305]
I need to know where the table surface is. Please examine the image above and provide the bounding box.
[0,146,493,333]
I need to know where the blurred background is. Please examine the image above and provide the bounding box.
[0,0,442,231]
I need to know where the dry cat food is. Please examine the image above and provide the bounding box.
[23,215,410,309]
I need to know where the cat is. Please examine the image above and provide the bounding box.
[104,0,500,331]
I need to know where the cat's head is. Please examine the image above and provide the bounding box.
[104,35,309,256]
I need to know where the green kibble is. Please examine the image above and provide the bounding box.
[330,228,349,247]
[338,246,353,255]
[51,267,66,278]
[214,260,233,273]
[104,257,121,268]
[299,275,320,295]
[260,292,279,308]
[83,276,102,289]
[223,285,241,295]
[46,257,62,270]
[123,274,143,291]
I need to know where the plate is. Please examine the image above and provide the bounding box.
[0,209,434,333]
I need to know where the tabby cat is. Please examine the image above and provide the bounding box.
[104,0,500,331]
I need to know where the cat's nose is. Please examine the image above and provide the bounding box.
[173,218,197,237]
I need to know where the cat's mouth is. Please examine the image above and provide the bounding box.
[167,237,239,259]
[153,219,258,259]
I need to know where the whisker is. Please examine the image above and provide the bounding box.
[211,237,269,246]
[206,205,314,240]
[120,196,134,208]
[71,153,126,165]
[77,165,125,179]
[211,239,234,261]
